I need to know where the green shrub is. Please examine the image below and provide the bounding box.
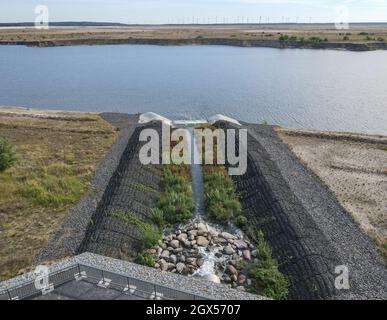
[142,223,161,248]
[248,231,289,300]
[156,165,195,224]
[157,191,194,224]
[205,189,242,221]
[150,208,165,228]
[235,215,248,228]
[0,138,16,172]
[136,252,156,267]
[203,167,243,223]
[279,35,289,42]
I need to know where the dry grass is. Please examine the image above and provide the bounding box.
[0,108,117,280]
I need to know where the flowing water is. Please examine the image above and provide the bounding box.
[187,126,245,281]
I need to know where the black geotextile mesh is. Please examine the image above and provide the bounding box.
[79,122,163,259]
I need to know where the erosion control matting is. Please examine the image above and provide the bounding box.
[216,121,385,300]
[78,121,162,258]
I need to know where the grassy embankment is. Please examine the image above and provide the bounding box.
[0,110,117,280]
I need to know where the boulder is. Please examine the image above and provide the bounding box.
[160,250,170,258]
[220,232,236,240]
[169,240,180,249]
[188,230,198,237]
[173,247,183,254]
[226,265,238,276]
[228,260,237,267]
[197,222,207,231]
[223,246,235,255]
[237,274,246,285]
[176,263,185,274]
[243,250,251,261]
[177,233,188,242]
[168,263,175,270]
[196,236,209,247]
[223,275,232,283]
[183,240,191,248]
[186,257,197,266]
[197,230,207,236]
[169,254,177,264]
[213,237,228,245]
[159,259,168,271]
[233,240,248,250]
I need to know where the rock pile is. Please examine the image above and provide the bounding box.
[145,222,257,290]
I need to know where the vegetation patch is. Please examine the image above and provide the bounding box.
[156,164,195,225]
[0,138,16,172]
[134,182,158,194]
[20,163,86,207]
[203,165,242,223]
[246,230,289,300]
[0,110,116,280]
[111,211,161,249]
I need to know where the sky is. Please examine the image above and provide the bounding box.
[1,0,387,24]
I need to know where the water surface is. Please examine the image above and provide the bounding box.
[0,45,386,134]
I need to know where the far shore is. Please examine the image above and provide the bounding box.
[1,25,387,51]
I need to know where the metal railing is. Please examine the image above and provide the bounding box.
[0,263,210,301]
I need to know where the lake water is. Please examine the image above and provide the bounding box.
[0,45,386,134]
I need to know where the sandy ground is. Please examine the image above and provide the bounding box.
[276,127,387,261]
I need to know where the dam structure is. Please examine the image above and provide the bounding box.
[0,113,385,300]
